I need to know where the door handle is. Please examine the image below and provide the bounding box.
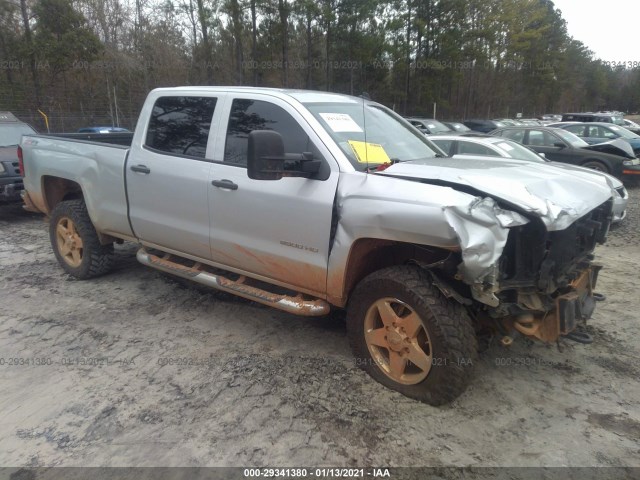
[130,164,151,174]
[211,179,238,190]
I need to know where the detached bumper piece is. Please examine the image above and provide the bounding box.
[511,264,602,343]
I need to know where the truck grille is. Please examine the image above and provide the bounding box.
[537,198,612,293]
[499,199,612,294]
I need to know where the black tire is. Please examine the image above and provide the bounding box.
[49,199,114,279]
[347,265,477,405]
[582,160,610,174]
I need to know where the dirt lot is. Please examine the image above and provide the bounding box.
[1,184,639,469]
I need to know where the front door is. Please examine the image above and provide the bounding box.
[525,129,575,164]
[207,95,340,295]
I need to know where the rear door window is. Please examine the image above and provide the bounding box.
[145,96,218,159]
[457,141,497,156]
[564,124,585,137]
[431,139,453,155]
[500,129,525,143]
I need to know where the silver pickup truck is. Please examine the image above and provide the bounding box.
[20,87,615,405]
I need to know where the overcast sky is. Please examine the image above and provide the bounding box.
[551,0,636,63]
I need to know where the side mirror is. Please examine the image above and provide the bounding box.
[539,152,546,159]
[248,130,285,180]
[553,142,566,149]
[248,130,321,180]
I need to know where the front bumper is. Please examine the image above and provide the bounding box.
[623,160,640,176]
[612,187,628,223]
[509,264,602,343]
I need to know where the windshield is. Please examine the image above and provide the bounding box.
[608,125,639,139]
[304,102,440,169]
[0,123,36,147]
[492,140,546,163]
[554,128,588,148]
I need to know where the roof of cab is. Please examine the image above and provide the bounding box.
[148,86,362,104]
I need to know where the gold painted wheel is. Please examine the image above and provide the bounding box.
[55,216,84,268]
[364,297,432,385]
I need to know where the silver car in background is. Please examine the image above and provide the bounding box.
[430,135,628,223]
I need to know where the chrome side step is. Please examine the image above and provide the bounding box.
[136,248,331,316]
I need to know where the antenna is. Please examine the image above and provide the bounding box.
[361,93,368,173]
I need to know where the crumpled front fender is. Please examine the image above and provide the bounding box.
[327,173,530,307]
[443,197,529,306]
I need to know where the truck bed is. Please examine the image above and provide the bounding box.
[21,134,134,239]
[43,132,134,147]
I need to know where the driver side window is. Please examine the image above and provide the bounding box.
[224,99,315,167]
[145,96,217,159]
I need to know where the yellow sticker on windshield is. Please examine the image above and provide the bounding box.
[347,140,391,164]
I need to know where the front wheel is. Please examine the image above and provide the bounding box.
[49,199,114,279]
[347,265,477,405]
[582,160,610,174]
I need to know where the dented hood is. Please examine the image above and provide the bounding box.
[582,138,635,159]
[378,156,613,230]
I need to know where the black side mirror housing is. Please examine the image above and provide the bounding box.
[248,130,286,180]
[248,130,320,180]
[553,142,566,149]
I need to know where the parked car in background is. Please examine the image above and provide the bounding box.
[405,117,454,135]
[561,112,625,125]
[493,118,522,126]
[463,119,506,133]
[519,119,543,126]
[0,112,37,203]
[621,118,640,135]
[442,121,471,133]
[490,126,640,177]
[555,122,640,156]
[542,114,562,122]
[430,135,627,223]
[431,134,548,162]
[77,126,131,133]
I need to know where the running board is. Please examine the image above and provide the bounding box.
[136,248,331,316]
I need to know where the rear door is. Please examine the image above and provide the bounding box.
[127,94,224,259]
[207,94,340,295]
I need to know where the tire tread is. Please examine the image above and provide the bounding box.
[49,199,114,279]
[346,265,478,405]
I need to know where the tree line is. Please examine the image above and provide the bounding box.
[1,0,639,132]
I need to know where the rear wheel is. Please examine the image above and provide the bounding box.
[50,199,114,279]
[346,265,477,405]
[582,160,609,174]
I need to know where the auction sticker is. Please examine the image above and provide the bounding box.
[319,113,363,132]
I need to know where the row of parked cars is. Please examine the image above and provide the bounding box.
[406,112,640,224]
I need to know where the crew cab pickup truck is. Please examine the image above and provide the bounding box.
[20,87,614,405]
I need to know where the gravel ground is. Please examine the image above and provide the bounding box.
[0,184,639,469]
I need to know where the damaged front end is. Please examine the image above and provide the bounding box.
[450,196,612,344]
[375,158,615,344]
